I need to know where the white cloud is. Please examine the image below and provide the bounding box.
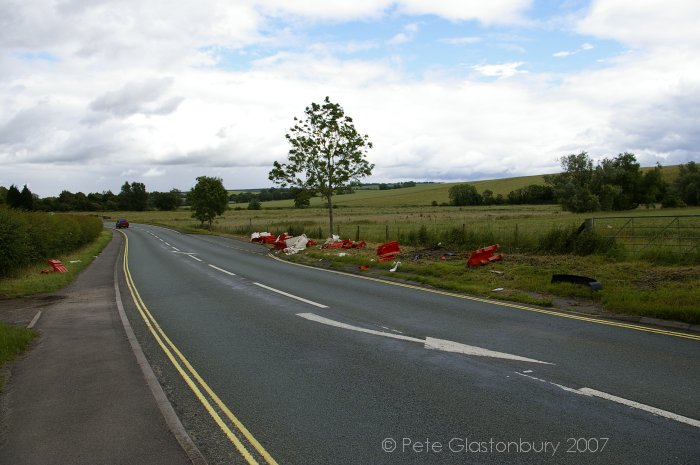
[553,42,594,58]
[471,61,527,78]
[397,0,532,24]
[440,37,483,45]
[577,0,700,49]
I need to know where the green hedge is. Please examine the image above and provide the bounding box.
[0,208,103,277]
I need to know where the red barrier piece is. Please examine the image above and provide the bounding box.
[48,259,68,273]
[467,244,503,267]
[273,233,289,250]
[358,265,371,271]
[377,240,400,262]
[322,239,366,249]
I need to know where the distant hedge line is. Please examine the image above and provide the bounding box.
[0,208,103,277]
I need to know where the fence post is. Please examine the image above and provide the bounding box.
[356,225,360,241]
[386,224,389,241]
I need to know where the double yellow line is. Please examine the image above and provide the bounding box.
[120,232,278,465]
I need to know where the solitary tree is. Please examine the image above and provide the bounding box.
[188,176,228,228]
[269,97,373,236]
[448,183,482,206]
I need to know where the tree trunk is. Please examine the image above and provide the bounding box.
[327,195,334,238]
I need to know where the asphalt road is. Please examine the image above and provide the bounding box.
[117,224,700,465]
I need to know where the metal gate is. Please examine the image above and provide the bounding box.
[588,215,700,256]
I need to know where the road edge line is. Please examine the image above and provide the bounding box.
[114,232,208,465]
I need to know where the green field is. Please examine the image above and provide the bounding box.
[242,175,549,209]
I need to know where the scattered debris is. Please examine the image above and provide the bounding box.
[322,236,366,249]
[492,287,504,292]
[551,274,603,291]
[68,260,82,264]
[272,233,290,250]
[42,259,68,274]
[282,234,309,255]
[358,265,371,271]
[489,270,504,275]
[377,240,401,262]
[389,261,402,272]
[251,232,276,244]
[338,252,347,257]
[467,244,504,267]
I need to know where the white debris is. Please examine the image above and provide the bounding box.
[251,232,273,241]
[283,234,309,255]
[390,261,401,272]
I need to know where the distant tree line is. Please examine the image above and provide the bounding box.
[544,152,696,213]
[1,181,184,212]
[448,154,699,212]
[448,183,556,206]
[378,181,417,190]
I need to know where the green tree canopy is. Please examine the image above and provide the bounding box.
[448,183,482,206]
[6,185,22,209]
[151,189,181,211]
[673,161,700,206]
[269,96,373,236]
[188,176,228,228]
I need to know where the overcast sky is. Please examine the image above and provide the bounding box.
[1,0,699,196]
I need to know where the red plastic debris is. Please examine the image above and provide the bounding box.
[377,240,400,262]
[358,265,371,271]
[322,239,366,249]
[467,244,503,267]
[273,233,289,250]
[47,259,68,273]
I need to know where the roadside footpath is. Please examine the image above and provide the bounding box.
[0,232,204,465]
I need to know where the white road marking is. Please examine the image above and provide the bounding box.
[254,284,328,309]
[209,264,236,276]
[425,337,553,365]
[297,313,551,364]
[579,388,700,429]
[188,255,203,262]
[27,310,42,329]
[515,372,700,428]
[298,313,421,342]
[172,247,180,252]
[164,242,170,246]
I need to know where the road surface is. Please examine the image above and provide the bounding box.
[116,224,700,465]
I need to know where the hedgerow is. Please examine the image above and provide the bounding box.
[0,208,103,277]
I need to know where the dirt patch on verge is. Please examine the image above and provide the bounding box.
[0,295,66,327]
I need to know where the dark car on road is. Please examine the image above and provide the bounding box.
[116,219,129,229]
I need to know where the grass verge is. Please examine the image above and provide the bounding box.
[0,323,37,390]
[0,230,113,298]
